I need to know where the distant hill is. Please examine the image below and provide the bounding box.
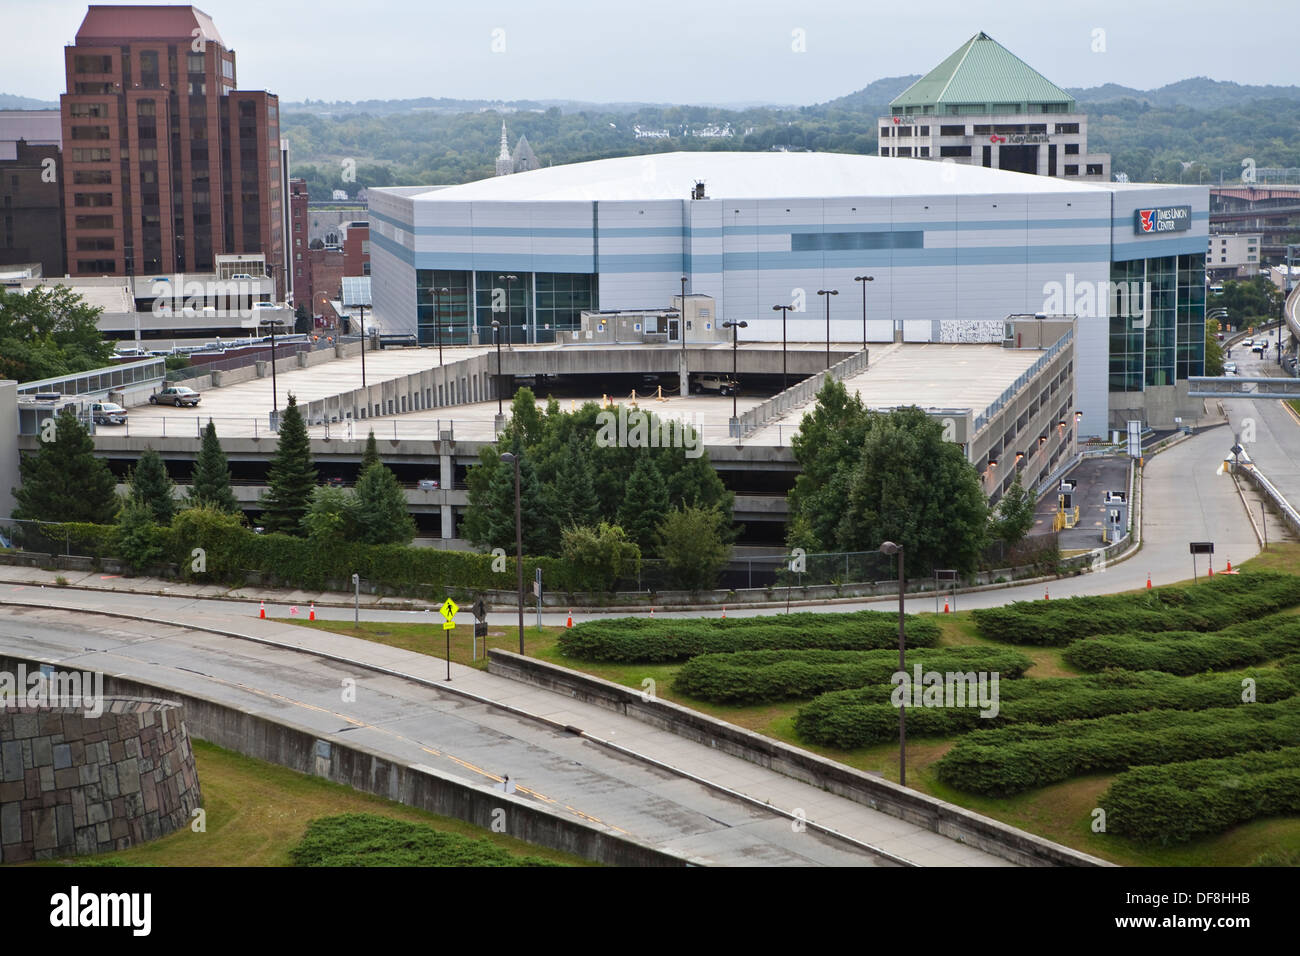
[0,93,58,110]
[815,75,921,112]
[819,74,1300,115]
[1069,77,1300,109]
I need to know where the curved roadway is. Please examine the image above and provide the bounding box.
[0,603,1012,867]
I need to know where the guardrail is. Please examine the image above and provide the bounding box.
[972,328,1072,434]
[735,348,870,440]
[1239,462,1300,537]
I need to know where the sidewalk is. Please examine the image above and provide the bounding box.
[0,585,1018,866]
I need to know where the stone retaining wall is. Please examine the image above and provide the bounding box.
[0,697,201,862]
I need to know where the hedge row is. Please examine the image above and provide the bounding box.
[16,512,571,598]
[934,696,1300,796]
[793,669,1295,749]
[555,611,942,663]
[970,571,1300,646]
[1062,612,1300,674]
[1100,747,1300,844]
[671,646,1031,705]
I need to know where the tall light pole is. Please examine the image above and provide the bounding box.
[499,451,525,655]
[679,275,688,351]
[432,286,449,367]
[723,320,748,427]
[854,275,874,351]
[497,274,518,351]
[772,304,792,390]
[818,288,838,369]
[880,540,906,788]
[492,319,504,416]
[260,315,279,427]
[357,301,368,396]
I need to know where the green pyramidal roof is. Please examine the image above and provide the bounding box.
[890,32,1076,112]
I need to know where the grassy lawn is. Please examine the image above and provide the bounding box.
[38,739,587,867]
[284,552,1300,866]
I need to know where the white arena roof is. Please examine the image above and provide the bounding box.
[395,152,1110,203]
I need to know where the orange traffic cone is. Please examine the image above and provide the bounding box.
[1044,586,1050,601]
[650,606,654,617]
[566,609,573,628]
[1146,573,1152,589]
[259,601,266,619]
[943,600,950,613]
[1227,559,1232,572]
[722,606,727,619]
[309,602,315,621]
[1209,565,1214,577]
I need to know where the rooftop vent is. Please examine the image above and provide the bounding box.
[692,181,707,200]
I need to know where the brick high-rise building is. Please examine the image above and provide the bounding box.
[288,176,308,300]
[60,5,285,297]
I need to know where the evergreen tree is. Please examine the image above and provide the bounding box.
[128,447,176,524]
[991,473,1036,546]
[656,505,731,591]
[260,395,317,535]
[353,462,416,545]
[189,421,240,513]
[12,406,118,524]
[617,454,669,550]
[361,429,381,471]
[116,496,163,572]
[549,435,600,529]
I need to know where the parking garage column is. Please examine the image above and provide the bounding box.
[440,438,455,540]
[679,351,689,397]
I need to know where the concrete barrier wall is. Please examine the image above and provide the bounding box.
[486,650,1111,867]
[302,352,500,425]
[737,349,869,438]
[0,652,686,867]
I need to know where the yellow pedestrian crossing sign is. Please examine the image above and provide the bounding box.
[440,598,459,630]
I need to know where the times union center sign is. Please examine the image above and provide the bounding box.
[1134,205,1192,234]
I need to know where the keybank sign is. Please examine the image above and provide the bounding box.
[1134,205,1192,234]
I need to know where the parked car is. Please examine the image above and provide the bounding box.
[149,386,201,407]
[691,373,740,396]
[90,401,128,425]
[1243,338,1254,347]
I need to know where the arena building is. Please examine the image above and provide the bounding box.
[369,151,1206,433]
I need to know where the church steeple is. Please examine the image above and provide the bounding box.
[495,121,513,176]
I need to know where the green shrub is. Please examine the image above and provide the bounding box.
[971,571,1300,645]
[794,669,1295,749]
[1062,612,1300,674]
[1101,748,1300,844]
[556,611,941,663]
[673,646,1030,705]
[934,696,1300,796]
[289,813,560,867]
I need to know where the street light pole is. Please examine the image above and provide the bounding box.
[818,289,838,369]
[500,451,524,655]
[854,275,874,351]
[497,274,518,351]
[433,286,449,367]
[880,540,906,787]
[723,320,748,424]
[772,304,792,390]
[492,319,504,415]
[680,275,688,352]
[358,302,367,397]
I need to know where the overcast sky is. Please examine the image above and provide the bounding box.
[6,0,1299,105]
